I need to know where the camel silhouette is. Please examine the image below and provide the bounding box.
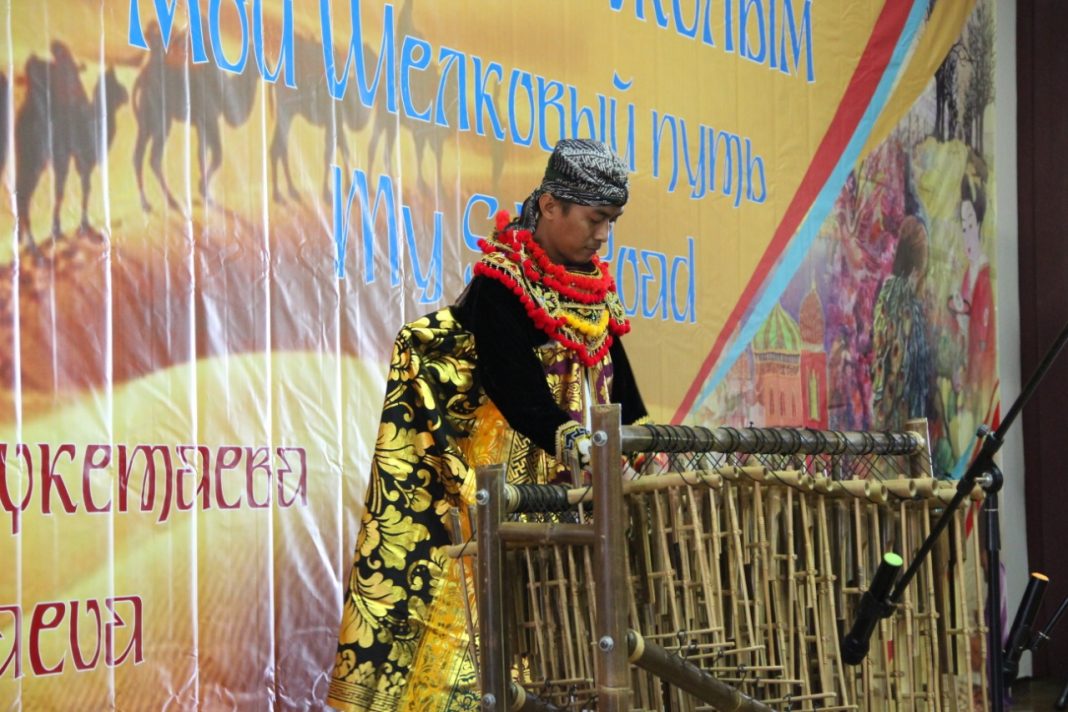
[75,70,129,230]
[14,42,129,251]
[269,33,371,204]
[132,23,259,212]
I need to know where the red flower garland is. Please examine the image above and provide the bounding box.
[474,211,631,366]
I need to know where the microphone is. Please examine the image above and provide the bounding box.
[1002,572,1048,686]
[1030,590,1068,654]
[842,552,903,665]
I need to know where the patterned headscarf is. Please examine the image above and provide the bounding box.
[516,139,629,230]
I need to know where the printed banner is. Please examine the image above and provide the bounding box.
[0,0,996,708]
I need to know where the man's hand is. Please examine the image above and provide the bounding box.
[561,427,592,472]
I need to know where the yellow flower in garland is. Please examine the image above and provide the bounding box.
[561,307,610,339]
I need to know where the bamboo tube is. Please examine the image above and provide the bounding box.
[922,499,945,712]
[707,487,726,642]
[729,484,758,653]
[784,486,799,685]
[814,475,841,495]
[765,488,787,674]
[518,549,546,686]
[669,487,697,633]
[752,483,775,680]
[853,496,873,711]
[653,487,683,635]
[883,477,919,499]
[444,523,596,558]
[625,469,725,493]
[906,418,934,478]
[688,487,721,644]
[626,629,776,712]
[580,470,961,504]
[818,493,851,707]
[548,545,576,681]
[950,511,972,711]
[508,682,562,712]
[837,478,889,504]
[799,491,828,698]
[935,480,987,503]
[914,477,940,498]
[903,499,920,708]
[500,522,595,546]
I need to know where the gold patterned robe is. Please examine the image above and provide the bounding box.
[328,309,644,710]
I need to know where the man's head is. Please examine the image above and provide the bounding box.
[517,139,629,266]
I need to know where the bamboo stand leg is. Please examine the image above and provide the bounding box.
[892,501,909,712]
[931,504,957,712]
[566,546,591,685]
[706,488,725,639]
[922,500,943,712]
[710,488,726,639]
[688,487,722,640]
[552,545,578,682]
[670,488,697,635]
[668,487,693,712]
[818,493,850,708]
[799,491,830,699]
[728,485,759,656]
[898,499,916,711]
[653,490,683,635]
[784,487,799,688]
[870,501,896,709]
[767,488,788,679]
[794,488,814,700]
[523,549,551,686]
[744,483,766,676]
[544,548,566,686]
[855,496,874,712]
[751,484,774,677]
[952,511,972,712]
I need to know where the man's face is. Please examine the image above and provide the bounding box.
[535,195,624,267]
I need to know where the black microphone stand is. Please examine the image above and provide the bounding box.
[983,464,1005,710]
[1029,593,1068,709]
[855,319,1068,712]
[1031,591,1068,658]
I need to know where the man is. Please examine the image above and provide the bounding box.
[328,139,647,711]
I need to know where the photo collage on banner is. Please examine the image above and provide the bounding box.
[0,0,995,708]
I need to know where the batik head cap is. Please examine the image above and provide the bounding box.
[515,139,629,230]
